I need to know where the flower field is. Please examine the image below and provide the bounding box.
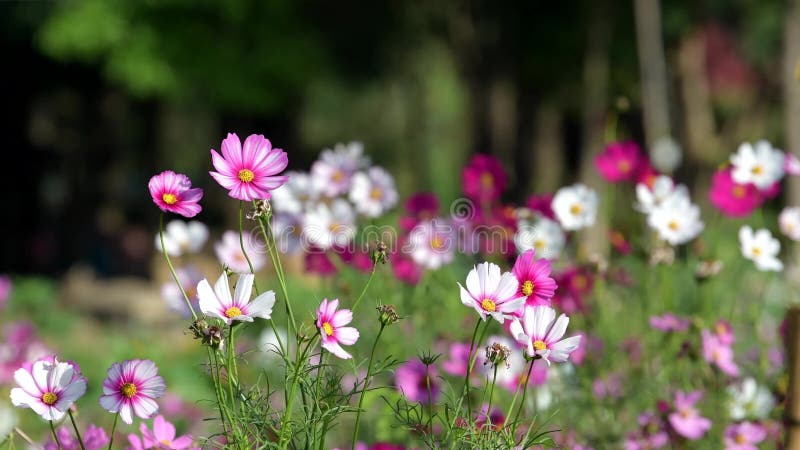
[1,135,797,449]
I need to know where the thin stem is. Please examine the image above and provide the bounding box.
[466,320,490,419]
[425,366,434,431]
[238,202,260,289]
[209,348,230,436]
[352,324,385,448]
[12,427,38,448]
[444,320,484,447]
[511,359,536,428]
[485,365,499,431]
[159,213,198,320]
[106,414,118,450]
[66,410,85,450]
[279,334,319,449]
[351,269,376,313]
[49,421,62,450]
[256,210,297,333]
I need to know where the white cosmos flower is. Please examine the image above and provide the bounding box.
[779,206,800,241]
[160,265,203,317]
[727,377,775,420]
[458,262,526,323]
[649,136,683,173]
[271,171,322,215]
[349,166,398,218]
[551,184,599,231]
[407,219,455,270]
[513,217,565,260]
[647,193,704,245]
[155,220,209,256]
[272,212,303,254]
[739,226,782,272]
[311,142,369,197]
[635,175,689,214]
[509,305,581,365]
[302,199,356,250]
[214,230,267,274]
[730,140,785,189]
[198,273,275,325]
[0,402,16,440]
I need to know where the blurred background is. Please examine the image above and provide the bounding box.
[1,0,798,278]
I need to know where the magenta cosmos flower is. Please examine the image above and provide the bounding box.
[10,356,87,421]
[197,273,275,326]
[395,359,440,404]
[148,171,203,218]
[708,168,764,217]
[509,305,581,365]
[209,133,289,201]
[128,415,194,450]
[99,359,166,424]
[701,329,740,377]
[512,250,557,308]
[723,421,766,450]
[649,314,690,332]
[461,154,507,204]
[594,141,647,183]
[668,390,711,440]
[458,262,525,323]
[316,298,359,359]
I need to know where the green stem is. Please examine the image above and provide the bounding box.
[425,365,434,431]
[466,320,490,419]
[279,334,318,449]
[352,324,385,448]
[511,359,536,428]
[106,414,118,450]
[49,421,62,450]
[238,202,260,290]
[351,269,376,313]
[209,348,230,436]
[255,209,297,333]
[485,365,499,431]
[159,213,198,320]
[444,320,484,447]
[67,410,85,450]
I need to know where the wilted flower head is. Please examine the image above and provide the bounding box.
[99,359,165,424]
[10,356,87,421]
[148,171,203,218]
[552,183,599,231]
[209,133,289,201]
[484,342,511,368]
[376,304,400,326]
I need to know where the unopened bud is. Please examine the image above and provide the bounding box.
[418,350,441,366]
[377,304,400,326]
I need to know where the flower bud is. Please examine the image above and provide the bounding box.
[376,304,400,326]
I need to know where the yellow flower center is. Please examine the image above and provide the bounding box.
[121,382,137,398]
[332,170,345,182]
[238,169,255,183]
[752,247,761,257]
[569,203,582,215]
[431,236,444,250]
[573,275,586,290]
[480,173,494,188]
[618,160,632,173]
[41,392,57,405]
[161,440,173,447]
[369,187,383,200]
[481,299,496,312]
[162,193,178,205]
[533,239,546,250]
[521,280,534,297]
[667,220,679,231]
[322,322,334,336]
[751,165,763,176]
[735,434,746,444]
[533,340,547,351]
[732,185,746,198]
[225,306,243,318]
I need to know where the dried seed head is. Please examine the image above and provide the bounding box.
[371,240,389,266]
[484,342,511,368]
[377,304,400,326]
[247,199,272,220]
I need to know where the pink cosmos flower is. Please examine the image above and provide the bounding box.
[0,321,50,383]
[306,249,337,276]
[723,421,766,450]
[209,133,289,201]
[649,314,690,332]
[461,154,507,204]
[708,168,764,217]
[197,273,276,326]
[391,251,423,285]
[609,230,632,255]
[45,424,108,450]
[99,359,166,425]
[525,193,555,220]
[594,141,647,183]
[702,329,740,377]
[128,415,195,450]
[668,391,711,440]
[338,247,374,273]
[441,342,471,377]
[786,152,800,176]
[512,250,557,308]
[213,230,267,274]
[624,412,669,450]
[395,359,439,404]
[10,356,87,421]
[148,171,203,218]
[160,266,203,318]
[509,305,582,365]
[399,192,439,232]
[316,298,359,359]
[458,262,525,323]
[714,320,735,346]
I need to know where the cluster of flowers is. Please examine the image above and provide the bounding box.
[270,141,398,274]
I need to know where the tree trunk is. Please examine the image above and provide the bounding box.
[634,0,671,149]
